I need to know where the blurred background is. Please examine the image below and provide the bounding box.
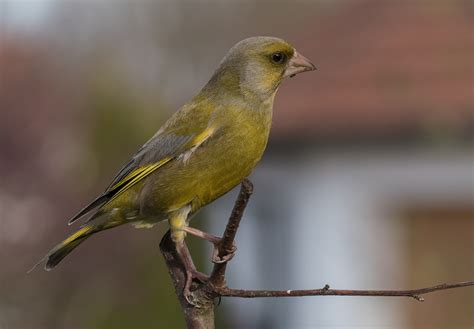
[0,0,472,328]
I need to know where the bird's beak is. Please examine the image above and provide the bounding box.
[283,50,317,78]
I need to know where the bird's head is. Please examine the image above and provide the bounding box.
[206,36,316,102]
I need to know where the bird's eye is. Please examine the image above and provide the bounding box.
[271,52,286,64]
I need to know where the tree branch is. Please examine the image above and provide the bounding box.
[159,231,215,329]
[159,179,254,329]
[207,178,253,289]
[217,281,474,302]
[160,179,474,328]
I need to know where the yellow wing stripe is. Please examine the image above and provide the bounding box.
[63,225,93,246]
[107,157,172,203]
[106,127,215,204]
[193,126,215,146]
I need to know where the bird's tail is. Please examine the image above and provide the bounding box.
[30,225,95,272]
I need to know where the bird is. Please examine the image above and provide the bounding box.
[35,36,315,296]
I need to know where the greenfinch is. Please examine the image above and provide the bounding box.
[37,36,315,275]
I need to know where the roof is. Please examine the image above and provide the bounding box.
[273,1,473,140]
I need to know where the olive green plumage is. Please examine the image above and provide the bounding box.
[39,36,315,270]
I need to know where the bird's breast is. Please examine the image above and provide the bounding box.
[141,106,272,216]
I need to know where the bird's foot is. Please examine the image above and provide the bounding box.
[183,226,237,264]
[183,269,209,306]
[211,240,236,264]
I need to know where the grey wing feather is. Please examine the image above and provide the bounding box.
[67,133,194,225]
[105,134,193,190]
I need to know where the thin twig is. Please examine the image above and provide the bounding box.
[217,281,474,302]
[208,178,253,289]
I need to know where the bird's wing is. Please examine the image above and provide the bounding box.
[68,114,215,225]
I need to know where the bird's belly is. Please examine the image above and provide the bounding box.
[140,127,268,217]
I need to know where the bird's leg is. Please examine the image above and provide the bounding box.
[183,226,237,264]
[175,241,208,302]
[169,208,208,304]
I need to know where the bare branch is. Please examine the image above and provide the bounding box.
[160,231,215,329]
[159,179,254,329]
[159,179,474,329]
[208,179,253,289]
[217,281,474,302]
